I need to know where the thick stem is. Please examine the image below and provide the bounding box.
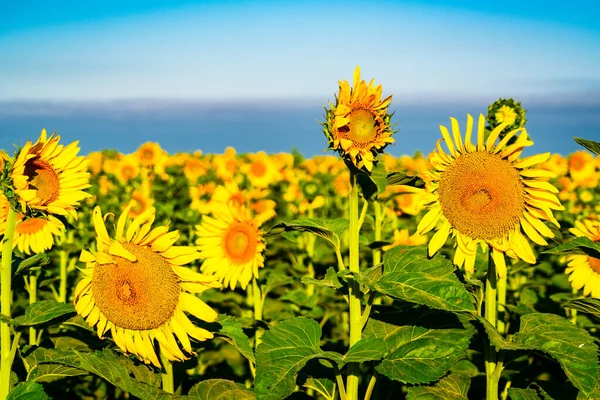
[346,172,362,400]
[484,252,499,400]
[496,273,507,335]
[372,201,382,267]
[161,350,174,394]
[253,276,263,347]
[28,273,38,346]
[59,250,68,303]
[0,207,18,399]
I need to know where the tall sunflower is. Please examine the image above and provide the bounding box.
[11,129,91,218]
[564,218,600,297]
[417,114,563,277]
[196,205,266,290]
[14,215,65,255]
[322,66,394,171]
[74,206,220,367]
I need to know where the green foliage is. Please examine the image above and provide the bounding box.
[12,300,75,327]
[255,318,343,400]
[365,306,475,384]
[574,137,600,155]
[405,374,471,400]
[543,236,600,258]
[268,218,349,252]
[375,246,475,312]
[188,379,255,399]
[7,381,49,400]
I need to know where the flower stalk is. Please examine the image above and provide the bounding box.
[346,172,362,400]
[0,206,18,399]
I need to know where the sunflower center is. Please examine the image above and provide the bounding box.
[251,161,266,177]
[91,243,180,330]
[588,257,600,274]
[223,222,258,264]
[343,108,379,145]
[229,193,245,209]
[438,151,525,240]
[23,158,60,205]
[16,217,47,234]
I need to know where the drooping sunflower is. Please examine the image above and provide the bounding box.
[322,66,394,171]
[486,98,527,135]
[417,114,563,277]
[11,129,91,217]
[74,206,220,367]
[196,205,266,290]
[564,219,600,297]
[14,214,65,255]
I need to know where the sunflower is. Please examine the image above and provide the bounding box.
[11,129,91,218]
[322,66,394,171]
[564,219,600,297]
[486,98,526,134]
[14,215,65,255]
[213,147,239,182]
[417,114,563,277]
[568,151,597,188]
[196,205,266,290]
[74,205,220,367]
[127,190,154,218]
[0,193,9,236]
[136,142,167,168]
[116,155,140,183]
[241,151,281,188]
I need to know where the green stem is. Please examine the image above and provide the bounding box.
[484,252,499,400]
[364,372,378,400]
[59,250,68,303]
[332,362,348,400]
[346,172,362,400]
[496,273,507,335]
[373,201,382,267]
[160,349,174,394]
[0,207,18,399]
[28,273,38,346]
[253,276,263,347]
[571,287,578,324]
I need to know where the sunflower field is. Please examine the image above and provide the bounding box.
[1,68,600,400]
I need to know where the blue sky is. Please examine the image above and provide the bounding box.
[0,1,599,155]
[1,0,599,101]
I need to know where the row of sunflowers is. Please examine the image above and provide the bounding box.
[0,67,599,400]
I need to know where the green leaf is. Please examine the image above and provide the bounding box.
[543,237,600,258]
[564,297,600,319]
[376,246,475,312]
[255,317,342,400]
[512,313,600,397]
[574,137,600,156]
[27,363,88,383]
[216,315,255,363]
[14,253,50,275]
[24,348,175,400]
[386,171,425,189]
[188,379,255,399]
[507,387,542,400]
[406,374,471,400]
[303,377,335,400]
[449,360,479,378]
[7,381,49,400]
[262,273,294,298]
[302,267,343,289]
[12,300,75,327]
[365,306,475,384]
[267,218,349,250]
[343,338,387,363]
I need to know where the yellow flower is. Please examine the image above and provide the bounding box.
[213,147,239,182]
[74,206,220,367]
[494,105,518,126]
[116,155,140,183]
[241,152,281,188]
[11,129,91,218]
[564,219,600,297]
[127,190,155,218]
[382,229,428,251]
[136,142,167,167]
[14,215,65,255]
[569,151,598,188]
[183,157,208,183]
[418,114,563,277]
[323,66,394,171]
[0,193,9,236]
[196,205,266,290]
